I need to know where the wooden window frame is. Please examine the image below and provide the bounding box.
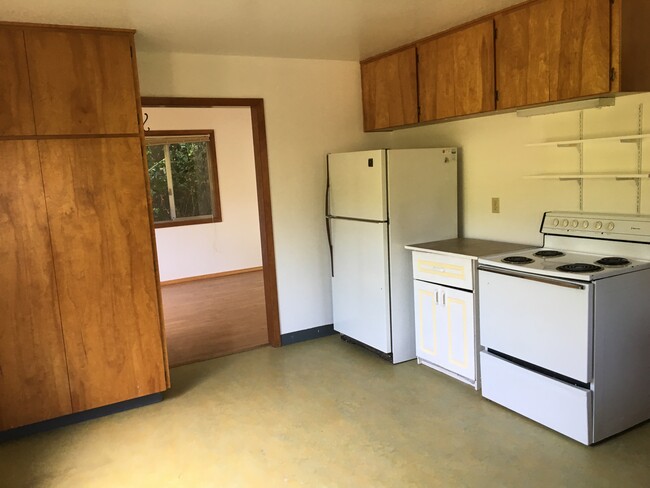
[145,129,222,228]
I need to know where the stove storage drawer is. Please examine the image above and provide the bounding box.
[478,268,593,383]
[481,351,592,445]
[412,251,473,290]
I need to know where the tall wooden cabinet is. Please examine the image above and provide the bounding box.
[0,22,168,432]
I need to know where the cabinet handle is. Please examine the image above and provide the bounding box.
[435,290,440,305]
[441,292,446,306]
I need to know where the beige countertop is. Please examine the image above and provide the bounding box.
[405,238,533,259]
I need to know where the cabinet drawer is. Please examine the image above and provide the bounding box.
[480,351,592,445]
[412,251,473,290]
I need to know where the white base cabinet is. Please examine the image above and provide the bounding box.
[407,239,531,389]
[414,279,476,385]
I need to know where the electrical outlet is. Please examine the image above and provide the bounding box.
[492,197,500,214]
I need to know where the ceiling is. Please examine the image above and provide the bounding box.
[2,0,525,61]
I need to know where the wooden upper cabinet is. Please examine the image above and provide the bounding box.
[418,20,495,122]
[496,0,611,110]
[0,140,73,430]
[0,28,36,136]
[361,47,418,131]
[39,137,167,412]
[24,30,139,135]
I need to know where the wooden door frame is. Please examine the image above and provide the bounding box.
[141,97,281,348]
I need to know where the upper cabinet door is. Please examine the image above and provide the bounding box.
[419,20,495,121]
[361,47,418,131]
[496,0,610,110]
[0,28,36,136]
[24,30,139,135]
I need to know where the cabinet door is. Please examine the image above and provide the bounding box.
[496,0,610,109]
[440,286,476,382]
[39,137,167,412]
[419,20,495,121]
[0,141,72,430]
[414,280,444,366]
[361,47,418,130]
[414,281,475,382]
[0,28,36,136]
[24,30,139,135]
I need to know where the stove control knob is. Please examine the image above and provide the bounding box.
[595,221,603,230]
[607,222,615,231]
[582,220,589,228]
[552,218,560,227]
[562,219,569,227]
[572,220,579,228]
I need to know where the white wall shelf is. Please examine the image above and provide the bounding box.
[524,173,650,181]
[526,133,650,148]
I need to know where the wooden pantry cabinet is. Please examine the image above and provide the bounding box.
[0,22,168,432]
[360,0,650,131]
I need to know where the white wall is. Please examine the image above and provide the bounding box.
[145,106,262,282]
[137,50,386,333]
[389,94,650,245]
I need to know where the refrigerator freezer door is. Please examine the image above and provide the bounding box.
[328,150,387,221]
[331,218,391,353]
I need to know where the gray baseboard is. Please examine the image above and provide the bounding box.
[0,392,163,443]
[281,324,337,346]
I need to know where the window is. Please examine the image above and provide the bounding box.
[145,130,221,227]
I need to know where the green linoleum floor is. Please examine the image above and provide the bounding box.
[1,334,648,487]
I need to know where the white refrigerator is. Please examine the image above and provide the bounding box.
[326,148,458,363]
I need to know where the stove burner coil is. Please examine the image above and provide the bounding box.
[533,250,566,258]
[556,263,604,273]
[595,257,631,267]
[502,256,535,264]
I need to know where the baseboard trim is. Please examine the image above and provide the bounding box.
[160,266,263,286]
[281,324,338,346]
[0,393,164,442]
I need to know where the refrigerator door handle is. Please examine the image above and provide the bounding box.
[326,216,334,277]
[326,159,334,276]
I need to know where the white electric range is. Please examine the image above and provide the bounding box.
[477,211,650,445]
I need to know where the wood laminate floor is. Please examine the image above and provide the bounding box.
[161,270,268,367]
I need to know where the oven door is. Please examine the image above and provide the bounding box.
[478,266,593,383]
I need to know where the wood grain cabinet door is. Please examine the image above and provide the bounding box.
[496,0,611,109]
[0,28,36,136]
[361,47,418,130]
[39,137,167,412]
[419,20,495,121]
[0,141,73,430]
[24,30,139,135]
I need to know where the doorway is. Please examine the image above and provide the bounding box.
[141,97,280,366]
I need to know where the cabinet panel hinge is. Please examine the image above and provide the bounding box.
[610,67,616,82]
[495,90,500,103]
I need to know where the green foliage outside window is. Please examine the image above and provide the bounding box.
[146,141,213,223]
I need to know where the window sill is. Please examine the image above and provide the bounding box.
[154,216,220,229]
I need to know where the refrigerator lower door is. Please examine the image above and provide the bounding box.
[331,218,391,353]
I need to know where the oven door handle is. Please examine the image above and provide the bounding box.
[479,265,586,290]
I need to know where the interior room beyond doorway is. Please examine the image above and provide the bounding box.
[142,102,274,365]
